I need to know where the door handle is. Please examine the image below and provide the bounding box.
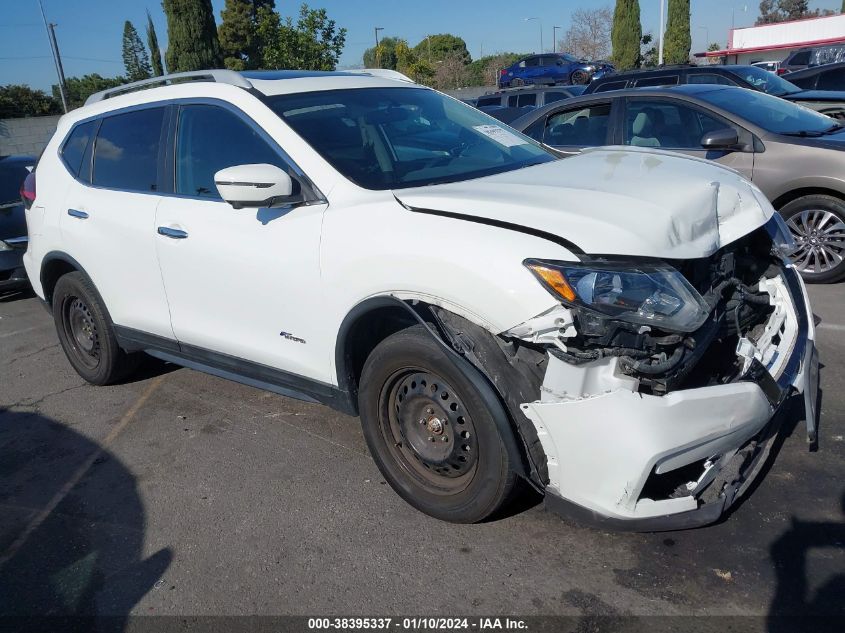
[67,208,89,219]
[157,226,189,239]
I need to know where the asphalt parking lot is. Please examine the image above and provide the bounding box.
[1,284,843,624]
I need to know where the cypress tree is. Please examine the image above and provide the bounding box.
[663,0,691,65]
[163,0,224,73]
[146,10,165,76]
[611,0,642,70]
[122,21,152,82]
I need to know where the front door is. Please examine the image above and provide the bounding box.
[621,97,755,181]
[154,103,329,382]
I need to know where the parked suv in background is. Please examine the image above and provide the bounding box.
[785,61,845,91]
[499,53,613,88]
[475,85,586,109]
[782,45,845,73]
[24,69,817,530]
[0,155,34,291]
[586,64,845,119]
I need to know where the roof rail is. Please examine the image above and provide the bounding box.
[344,68,415,83]
[84,70,253,106]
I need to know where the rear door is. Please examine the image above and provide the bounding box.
[60,106,175,339]
[621,97,754,181]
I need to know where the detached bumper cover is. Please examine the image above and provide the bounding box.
[523,267,818,531]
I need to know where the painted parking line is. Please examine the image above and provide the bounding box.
[0,375,166,569]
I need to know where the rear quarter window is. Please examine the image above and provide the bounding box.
[634,75,679,87]
[476,96,501,107]
[593,80,628,93]
[61,120,97,179]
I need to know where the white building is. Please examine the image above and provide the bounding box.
[695,13,845,65]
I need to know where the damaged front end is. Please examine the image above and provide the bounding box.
[506,217,819,530]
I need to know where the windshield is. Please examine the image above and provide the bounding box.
[266,87,555,190]
[562,53,580,63]
[725,66,801,96]
[698,88,838,135]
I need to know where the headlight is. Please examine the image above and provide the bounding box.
[524,259,710,333]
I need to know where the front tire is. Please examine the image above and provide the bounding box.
[52,272,140,385]
[779,194,845,283]
[570,69,590,85]
[358,325,517,523]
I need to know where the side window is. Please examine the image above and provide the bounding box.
[593,80,628,93]
[525,57,540,68]
[61,120,97,180]
[789,51,811,66]
[176,104,287,199]
[789,75,816,89]
[543,91,568,105]
[818,68,845,91]
[687,73,737,86]
[544,103,612,147]
[634,75,679,87]
[476,96,501,107]
[93,107,165,192]
[507,95,518,107]
[517,93,537,107]
[625,100,729,149]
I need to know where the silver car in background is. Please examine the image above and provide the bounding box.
[512,84,845,283]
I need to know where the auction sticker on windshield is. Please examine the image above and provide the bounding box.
[473,124,528,147]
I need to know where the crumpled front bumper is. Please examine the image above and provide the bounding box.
[521,266,818,531]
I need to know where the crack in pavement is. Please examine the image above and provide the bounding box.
[6,382,88,409]
[5,343,59,366]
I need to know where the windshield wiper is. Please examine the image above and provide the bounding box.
[782,130,825,137]
[824,124,845,135]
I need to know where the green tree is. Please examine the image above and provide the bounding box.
[466,52,524,86]
[0,85,61,118]
[363,36,403,69]
[53,74,126,110]
[219,0,275,70]
[256,3,346,71]
[640,33,658,67]
[412,34,471,65]
[612,0,642,70]
[122,21,152,82]
[146,10,165,76]
[162,0,224,72]
[663,0,691,65]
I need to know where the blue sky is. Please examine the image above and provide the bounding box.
[2,0,843,91]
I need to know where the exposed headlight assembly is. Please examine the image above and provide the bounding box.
[524,259,710,333]
[764,213,798,259]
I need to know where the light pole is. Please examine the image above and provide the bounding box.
[552,26,562,53]
[374,27,384,66]
[658,0,666,66]
[37,0,67,112]
[525,17,543,53]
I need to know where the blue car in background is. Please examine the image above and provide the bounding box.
[499,53,614,88]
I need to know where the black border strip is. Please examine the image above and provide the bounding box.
[396,197,585,255]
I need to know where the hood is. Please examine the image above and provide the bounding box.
[787,89,845,102]
[394,146,773,259]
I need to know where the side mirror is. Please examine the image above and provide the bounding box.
[700,128,740,150]
[214,163,296,209]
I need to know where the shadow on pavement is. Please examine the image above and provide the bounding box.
[767,492,845,630]
[0,408,171,628]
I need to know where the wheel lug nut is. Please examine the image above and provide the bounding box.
[441,436,448,442]
[428,436,435,442]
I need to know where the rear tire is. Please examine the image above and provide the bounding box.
[52,272,141,385]
[358,325,518,523]
[779,194,845,283]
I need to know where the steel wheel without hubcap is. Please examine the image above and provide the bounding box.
[61,295,101,370]
[786,208,845,275]
[380,369,479,494]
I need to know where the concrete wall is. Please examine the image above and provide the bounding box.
[0,115,61,157]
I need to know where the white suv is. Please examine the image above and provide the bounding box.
[23,69,818,530]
